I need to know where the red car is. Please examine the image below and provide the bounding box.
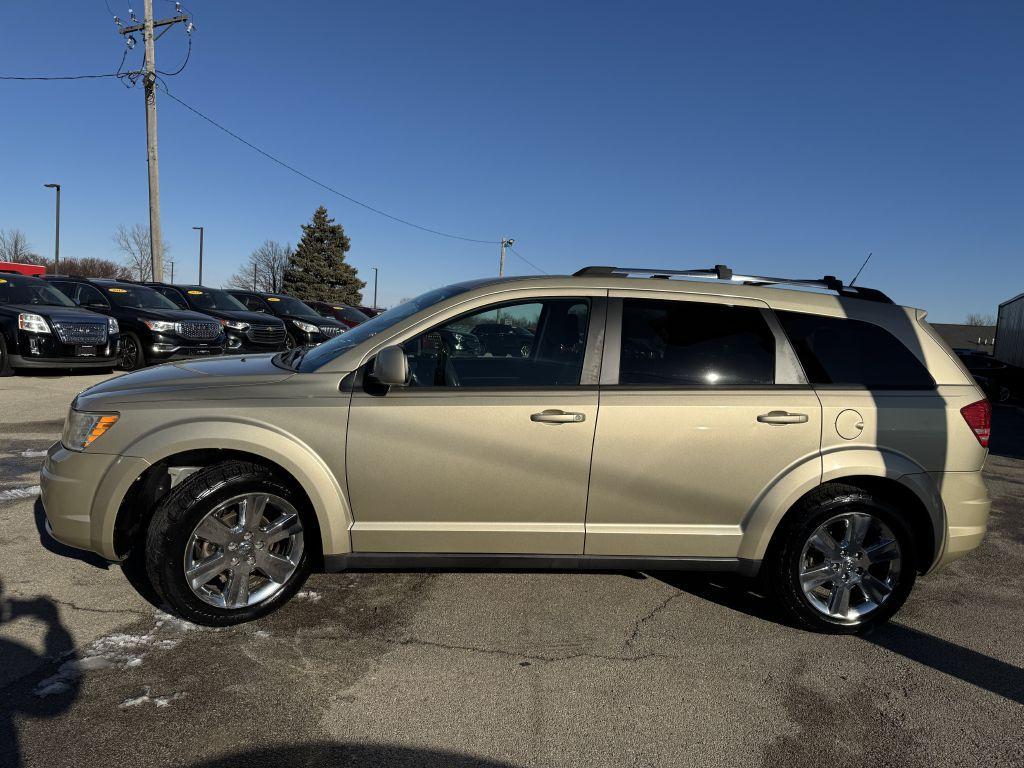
[306,300,371,329]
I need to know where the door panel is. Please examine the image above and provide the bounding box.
[346,389,597,553]
[585,291,821,558]
[585,389,822,557]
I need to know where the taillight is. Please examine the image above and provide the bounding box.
[960,399,991,447]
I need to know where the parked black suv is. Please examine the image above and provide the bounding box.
[224,290,347,347]
[145,283,287,354]
[0,272,120,375]
[305,300,370,330]
[44,276,227,370]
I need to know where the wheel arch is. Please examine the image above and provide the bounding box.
[740,448,943,572]
[106,427,353,563]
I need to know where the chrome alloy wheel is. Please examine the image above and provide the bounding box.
[798,511,902,622]
[183,492,304,610]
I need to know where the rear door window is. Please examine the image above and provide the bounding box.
[776,311,934,388]
[618,299,775,386]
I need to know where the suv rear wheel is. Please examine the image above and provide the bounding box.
[145,461,313,625]
[766,483,916,633]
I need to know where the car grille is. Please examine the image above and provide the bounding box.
[320,325,345,338]
[51,321,108,345]
[177,321,220,340]
[246,324,286,345]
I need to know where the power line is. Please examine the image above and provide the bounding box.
[158,85,501,245]
[509,247,547,274]
[156,33,191,76]
[0,71,124,80]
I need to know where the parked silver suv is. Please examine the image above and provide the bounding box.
[40,266,992,632]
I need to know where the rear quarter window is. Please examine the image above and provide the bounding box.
[776,311,934,389]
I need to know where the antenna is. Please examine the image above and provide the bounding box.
[850,252,873,286]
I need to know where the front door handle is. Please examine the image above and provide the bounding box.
[531,410,586,424]
[757,411,809,425]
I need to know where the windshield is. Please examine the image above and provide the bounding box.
[293,279,492,372]
[267,295,321,318]
[0,278,77,307]
[184,288,249,311]
[104,284,180,310]
[337,306,370,323]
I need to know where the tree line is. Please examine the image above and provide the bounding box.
[1,205,367,306]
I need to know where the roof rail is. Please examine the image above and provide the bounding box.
[573,264,893,304]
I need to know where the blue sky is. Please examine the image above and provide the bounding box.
[2,1,1021,320]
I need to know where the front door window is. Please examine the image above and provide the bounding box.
[401,298,590,388]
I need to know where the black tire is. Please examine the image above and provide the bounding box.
[764,483,917,634]
[0,335,13,377]
[284,332,299,350]
[144,460,314,626]
[119,333,145,371]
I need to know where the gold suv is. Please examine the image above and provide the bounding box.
[40,265,992,633]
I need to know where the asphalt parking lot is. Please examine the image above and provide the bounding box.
[1,370,1022,768]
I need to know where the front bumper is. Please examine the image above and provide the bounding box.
[148,339,227,361]
[223,330,286,354]
[11,330,118,368]
[40,442,150,560]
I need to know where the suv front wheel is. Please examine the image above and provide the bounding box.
[145,461,313,626]
[766,483,917,633]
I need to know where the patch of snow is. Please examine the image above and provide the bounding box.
[253,630,271,639]
[0,485,41,502]
[20,449,48,458]
[34,610,206,698]
[295,590,322,602]
[119,687,185,709]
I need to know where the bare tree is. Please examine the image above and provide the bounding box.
[114,224,170,281]
[51,256,132,279]
[965,313,996,327]
[226,240,292,293]
[0,229,39,263]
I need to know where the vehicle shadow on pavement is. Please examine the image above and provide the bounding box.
[187,742,523,768]
[653,572,1024,706]
[0,579,80,768]
[32,499,110,570]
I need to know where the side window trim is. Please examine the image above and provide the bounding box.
[760,308,808,385]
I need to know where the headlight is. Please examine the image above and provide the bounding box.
[108,317,119,334]
[18,313,50,333]
[221,319,250,331]
[292,319,319,333]
[142,319,177,333]
[61,409,120,451]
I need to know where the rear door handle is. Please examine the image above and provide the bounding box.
[531,410,586,424]
[757,411,809,425]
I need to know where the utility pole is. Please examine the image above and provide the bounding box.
[371,266,379,309]
[168,259,175,283]
[499,237,515,277]
[253,264,258,291]
[43,183,60,268]
[119,2,189,282]
[193,226,204,285]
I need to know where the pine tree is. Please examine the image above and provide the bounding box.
[283,206,365,304]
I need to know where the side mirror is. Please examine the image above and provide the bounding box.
[371,345,409,386]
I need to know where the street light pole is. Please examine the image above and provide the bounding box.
[372,266,379,309]
[168,260,175,283]
[192,226,204,285]
[43,183,60,268]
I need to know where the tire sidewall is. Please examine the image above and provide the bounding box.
[770,490,917,634]
[146,465,313,626]
[119,333,145,371]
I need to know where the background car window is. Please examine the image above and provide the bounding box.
[75,283,109,308]
[103,284,180,310]
[240,295,270,312]
[155,287,188,309]
[619,299,775,386]
[401,298,590,387]
[184,288,248,311]
[776,311,934,388]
